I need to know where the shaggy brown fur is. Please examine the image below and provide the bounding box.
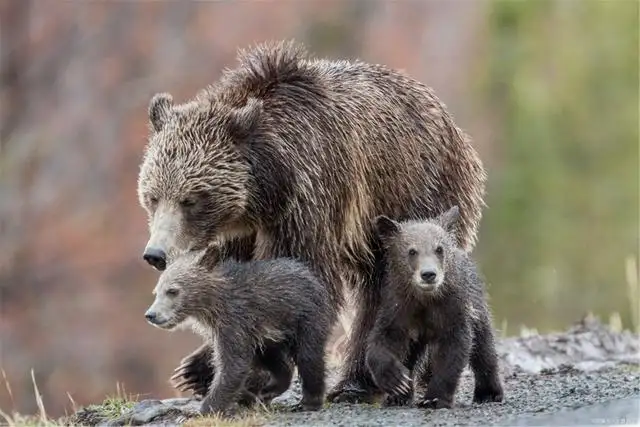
[366,206,503,409]
[144,246,334,415]
[136,40,487,402]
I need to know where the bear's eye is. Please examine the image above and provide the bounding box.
[166,288,179,297]
[179,198,196,208]
[408,248,418,256]
[148,196,158,206]
[435,246,443,256]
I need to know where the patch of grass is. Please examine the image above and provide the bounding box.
[87,382,137,418]
[81,396,135,420]
[66,382,138,425]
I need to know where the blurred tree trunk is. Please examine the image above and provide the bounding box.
[0,0,30,147]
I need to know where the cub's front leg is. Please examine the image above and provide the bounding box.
[200,332,254,416]
[417,324,471,410]
[365,318,413,403]
[383,337,428,407]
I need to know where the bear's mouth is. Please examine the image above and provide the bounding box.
[416,283,438,292]
[151,318,179,330]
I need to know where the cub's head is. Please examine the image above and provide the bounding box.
[137,92,262,270]
[374,206,461,296]
[144,246,222,330]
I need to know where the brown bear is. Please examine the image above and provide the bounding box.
[366,206,503,409]
[144,245,334,415]
[136,40,487,403]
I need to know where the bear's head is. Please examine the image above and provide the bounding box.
[144,245,222,330]
[137,92,262,270]
[373,206,460,296]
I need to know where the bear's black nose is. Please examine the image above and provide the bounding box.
[143,248,167,270]
[420,270,437,284]
[145,311,157,323]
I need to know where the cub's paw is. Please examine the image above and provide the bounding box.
[416,394,453,410]
[370,359,412,398]
[291,398,324,412]
[383,392,413,407]
[326,381,376,404]
[473,381,504,404]
[237,390,261,408]
[199,395,240,418]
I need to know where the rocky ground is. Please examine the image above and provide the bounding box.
[70,316,640,426]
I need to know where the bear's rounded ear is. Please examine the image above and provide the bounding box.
[374,215,400,239]
[437,205,460,233]
[149,93,174,133]
[227,97,263,141]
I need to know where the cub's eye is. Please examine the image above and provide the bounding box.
[408,248,418,256]
[166,288,179,297]
[179,198,196,208]
[149,196,158,205]
[435,246,443,256]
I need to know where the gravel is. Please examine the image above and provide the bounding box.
[71,316,640,426]
[267,364,639,427]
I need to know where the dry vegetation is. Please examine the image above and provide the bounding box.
[0,372,137,427]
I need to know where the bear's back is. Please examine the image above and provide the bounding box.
[217,258,333,321]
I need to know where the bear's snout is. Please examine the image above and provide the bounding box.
[145,310,159,324]
[420,269,437,284]
[143,247,167,270]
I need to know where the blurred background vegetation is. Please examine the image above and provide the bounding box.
[477,0,638,334]
[1,0,638,418]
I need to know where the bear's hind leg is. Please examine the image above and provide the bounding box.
[256,345,294,404]
[292,327,329,411]
[470,308,504,404]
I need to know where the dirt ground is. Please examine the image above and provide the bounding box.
[72,316,640,426]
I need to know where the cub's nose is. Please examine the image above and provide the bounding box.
[420,270,437,284]
[145,311,157,324]
[143,248,167,270]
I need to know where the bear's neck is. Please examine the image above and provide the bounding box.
[244,141,296,223]
[191,273,229,323]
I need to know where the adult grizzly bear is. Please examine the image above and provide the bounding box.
[137,40,487,403]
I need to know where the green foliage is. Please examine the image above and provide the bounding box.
[477,0,639,334]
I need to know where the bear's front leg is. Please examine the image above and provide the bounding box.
[364,316,413,403]
[417,327,471,410]
[327,261,386,404]
[201,333,254,416]
[383,338,427,407]
[366,344,412,401]
[171,343,214,397]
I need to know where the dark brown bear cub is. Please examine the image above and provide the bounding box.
[365,206,504,409]
[144,246,333,416]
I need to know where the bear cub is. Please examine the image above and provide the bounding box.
[365,206,504,409]
[144,246,334,416]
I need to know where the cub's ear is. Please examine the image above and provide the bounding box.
[227,97,263,141]
[148,93,174,132]
[374,215,401,239]
[197,244,223,270]
[436,205,460,233]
